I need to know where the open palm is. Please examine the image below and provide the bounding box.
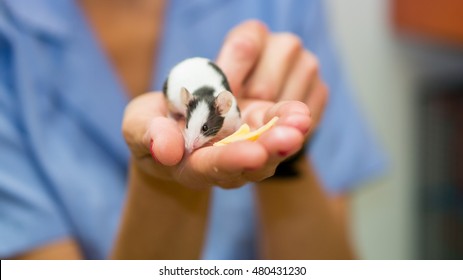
[122,93,311,189]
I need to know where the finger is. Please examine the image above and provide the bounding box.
[147,117,184,166]
[259,126,304,158]
[264,100,312,137]
[122,93,169,156]
[244,33,303,100]
[238,99,311,134]
[187,141,268,188]
[122,92,184,166]
[280,51,318,102]
[306,78,329,131]
[244,126,304,181]
[216,20,268,96]
[260,103,308,166]
[238,99,274,129]
[240,100,309,181]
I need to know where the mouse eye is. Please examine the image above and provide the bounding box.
[201,124,208,132]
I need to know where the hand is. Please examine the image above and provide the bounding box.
[216,20,328,132]
[122,93,310,190]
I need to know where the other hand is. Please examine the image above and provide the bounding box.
[217,20,328,132]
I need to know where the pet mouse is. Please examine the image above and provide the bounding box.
[163,57,241,153]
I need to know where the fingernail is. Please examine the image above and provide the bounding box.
[278,150,289,157]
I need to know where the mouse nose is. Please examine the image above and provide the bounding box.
[184,139,192,153]
[185,138,200,153]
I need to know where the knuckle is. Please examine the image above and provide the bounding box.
[277,33,303,54]
[227,34,259,60]
[225,19,267,60]
[242,19,268,34]
[302,51,319,77]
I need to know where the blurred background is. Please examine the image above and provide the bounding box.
[325,0,463,259]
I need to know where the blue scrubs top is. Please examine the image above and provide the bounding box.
[0,0,386,259]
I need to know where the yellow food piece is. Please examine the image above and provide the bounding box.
[231,123,251,137]
[213,116,279,146]
[213,123,250,146]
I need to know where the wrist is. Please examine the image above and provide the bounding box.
[112,161,211,259]
[129,160,211,201]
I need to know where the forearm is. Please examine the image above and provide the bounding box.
[255,157,355,259]
[111,161,211,259]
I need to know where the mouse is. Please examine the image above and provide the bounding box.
[163,57,241,153]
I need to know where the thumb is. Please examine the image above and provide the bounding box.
[147,117,184,166]
[122,92,184,166]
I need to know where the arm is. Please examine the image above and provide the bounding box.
[255,157,355,259]
[110,90,310,259]
[216,21,354,259]
[111,163,210,259]
[13,239,82,260]
[9,20,315,260]
[12,89,309,260]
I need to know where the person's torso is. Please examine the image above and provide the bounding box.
[2,0,314,259]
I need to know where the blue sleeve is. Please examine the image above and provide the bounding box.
[299,1,387,194]
[0,40,70,258]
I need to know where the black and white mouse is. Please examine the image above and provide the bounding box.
[163,57,241,153]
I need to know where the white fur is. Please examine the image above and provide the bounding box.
[184,100,210,152]
[165,57,241,152]
[166,57,228,114]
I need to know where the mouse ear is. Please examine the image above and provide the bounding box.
[181,87,193,105]
[215,91,233,116]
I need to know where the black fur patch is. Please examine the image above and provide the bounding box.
[185,86,224,136]
[236,103,241,117]
[208,61,231,91]
[208,61,240,117]
[192,86,215,100]
[162,77,168,96]
[185,98,199,129]
[203,106,225,137]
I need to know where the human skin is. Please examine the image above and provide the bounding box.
[14,1,355,259]
[216,21,354,259]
